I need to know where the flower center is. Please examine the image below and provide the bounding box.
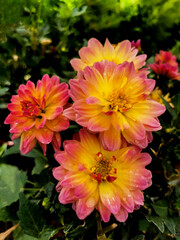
[90,152,117,183]
[21,101,41,118]
[21,96,46,118]
[108,92,132,112]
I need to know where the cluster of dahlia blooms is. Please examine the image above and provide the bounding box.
[149,50,180,80]
[5,38,166,223]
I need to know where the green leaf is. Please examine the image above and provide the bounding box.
[175,185,180,198]
[146,215,164,233]
[66,222,86,238]
[146,56,155,64]
[24,148,47,159]
[131,235,145,240]
[2,138,47,159]
[174,217,180,237]
[0,143,7,157]
[138,219,150,232]
[32,158,48,175]
[2,139,21,157]
[0,103,8,108]
[152,199,168,217]
[18,193,45,238]
[0,164,27,208]
[0,87,9,96]
[44,182,55,198]
[71,6,87,17]
[160,95,177,119]
[39,227,60,240]
[172,94,180,115]
[14,227,38,240]
[175,198,180,210]
[0,206,17,221]
[163,218,176,235]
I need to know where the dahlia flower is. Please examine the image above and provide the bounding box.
[155,50,178,68]
[131,39,141,53]
[4,74,69,155]
[53,129,152,222]
[70,38,146,71]
[66,61,165,150]
[149,50,180,81]
[149,62,180,81]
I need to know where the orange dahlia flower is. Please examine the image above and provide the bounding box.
[65,61,166,150]
[4,74,69,155]
[53,129,152,222]
[70,38,146,71]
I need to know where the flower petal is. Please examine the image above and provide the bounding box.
[63,106,76,121]
[59,188,77,204]
[70,58,87,71]
[114,207,128,222]
[45,106,63,120]
[97,200,111,222]
[35,127,53,144]
[69,79,86,101]
[79,128,100,153]
[35,114,46,129]
[75,198,95,219]
[20,131,36,154]
[123,119,146,141]
[74,179,97,199]
[46,115,69,132]
[99,182,121,214]
[38,141,47,155]
[53,166,67,181]
[100,127,121,151]
[52,132,61,152]
[87,113,111,132]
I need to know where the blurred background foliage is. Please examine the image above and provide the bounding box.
[0,0,180,239]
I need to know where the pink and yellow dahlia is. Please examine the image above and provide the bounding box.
[53,129,152,222]
[70,38,146,71]
[4,74,69,155]
[65,61,165,150]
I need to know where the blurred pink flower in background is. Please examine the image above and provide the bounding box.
[149,63,180,80]
[149,50,180,80]
[155,50,178,68]
[131,39,141,53]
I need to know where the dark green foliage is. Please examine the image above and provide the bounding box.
[17,193,45,238]
[0,164,27,208]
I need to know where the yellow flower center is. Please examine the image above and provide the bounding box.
[108,92,132,112]
[90,152,117,183]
